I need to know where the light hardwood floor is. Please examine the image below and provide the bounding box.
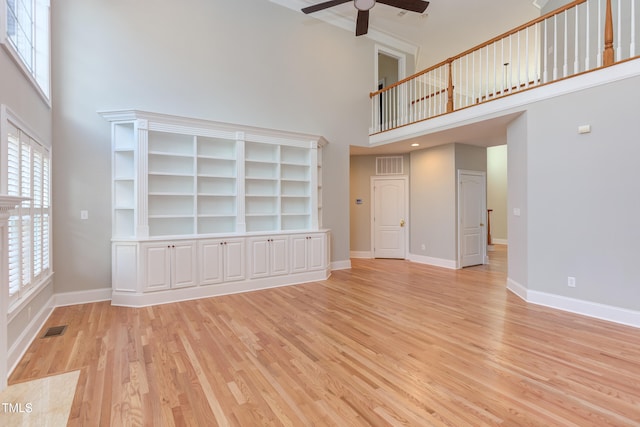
[10,246,640,426]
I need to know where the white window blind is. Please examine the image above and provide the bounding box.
[6,120,51,307]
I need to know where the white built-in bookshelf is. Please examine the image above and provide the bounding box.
[100,110,329,307]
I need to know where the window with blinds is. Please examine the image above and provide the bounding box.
[5,120,51,308]
[3,0,51,99]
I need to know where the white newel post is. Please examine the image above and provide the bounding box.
[0,195,26,391]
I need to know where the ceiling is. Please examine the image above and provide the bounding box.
[274,0,543,69]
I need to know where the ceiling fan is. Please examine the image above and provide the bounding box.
[302,0,430,36]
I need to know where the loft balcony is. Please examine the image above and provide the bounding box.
[368,0,639,147]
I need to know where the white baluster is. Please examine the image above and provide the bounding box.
[472,50,476,103]
[553,15,559,80]
[485,46,489,100]
[585,0,591,71]
[422,74,426,120]
[509,34,514,90]
[493,42,497,97]
[438,65,442,114]
[534,22,540,85]
[617,0,622,61]
[631,0,636,57]
[597,0,602,67]
[563,11,569,77]
[543,20,548,84]
[517,30,522,90]
[525,27,530,87]
[500,38,505,95]
[575,4,580,74]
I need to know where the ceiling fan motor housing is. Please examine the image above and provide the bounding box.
[302,0,429,36]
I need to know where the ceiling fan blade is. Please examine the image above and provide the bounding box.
[301,0,352,14]
[355,9,369,36]
[377,0,429,13]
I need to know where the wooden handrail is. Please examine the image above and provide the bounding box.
[370,0,589,99]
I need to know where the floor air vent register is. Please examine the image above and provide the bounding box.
[41,325,67,338]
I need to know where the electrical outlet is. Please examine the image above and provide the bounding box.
[421,243,426,251]
[567,276,576,287]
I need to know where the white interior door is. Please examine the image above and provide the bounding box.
[372,177,408,259]
[459,170,487,267]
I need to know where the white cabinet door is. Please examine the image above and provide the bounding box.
[290,233,327,274]
[199,240,224,285]
[141,244,171,291]
[224,239,246,282]
[200,239,245,285]
[270,236,289,276]
[307,234,327,271]
[248,238,270,279]
[248,236,289,279]
[172,241,197,288]
[290,235,309,273]
[142,241,195,291]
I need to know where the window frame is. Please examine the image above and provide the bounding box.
[0,0,51,104]
[1,105,52,316]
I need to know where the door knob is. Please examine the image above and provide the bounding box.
[480,223,485,227]
[400,220,405,227]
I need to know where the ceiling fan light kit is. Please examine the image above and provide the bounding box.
[302,0,429,36]
[354,0,375,10]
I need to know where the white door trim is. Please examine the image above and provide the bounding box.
[374,45,407,89]
[370,175,409,259]
[457,170,488,268]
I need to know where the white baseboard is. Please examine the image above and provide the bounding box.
[491,238,508,245]
[52,287,112,307]
[331,259,352,270]
[506,277,640,329]
[528,290,640,329]
[349,251,372,259]
[7,295,55,375]
[111,269,332,308]
[506,277,528,301]
[408,253,458,269]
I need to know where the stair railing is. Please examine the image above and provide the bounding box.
[370,0,638,135]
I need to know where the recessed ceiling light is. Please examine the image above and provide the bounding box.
[411,143,420,147]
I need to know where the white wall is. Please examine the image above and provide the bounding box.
[51,0,381,293]
[409,144,456,261]
[487,145,508,243]
[507,113,528,289]
[525,74,640,311]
